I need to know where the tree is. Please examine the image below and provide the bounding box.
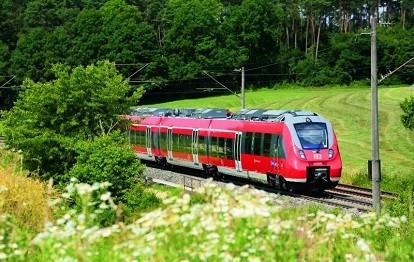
[1,61,144,181]
[0,0,28,47]
[10,27,71,82]
[68,0,159,80]
[400,96,414,130]
[162,0,224,79]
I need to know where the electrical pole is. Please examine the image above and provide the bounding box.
[371,14,381,213]
[241,67,245,109]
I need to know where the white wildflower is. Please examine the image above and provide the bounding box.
[99,203,109,209]
[13,250,22,256]
[9,243,18,249]
[101,228,112,238]
[365,253,376,261]
[100,192,111,201]
[357,239,370,252]
[0,185,8,192]
[76,183,93,195]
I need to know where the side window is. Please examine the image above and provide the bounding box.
[159,132,167,150]
[151,131,159,149]
[243,132,253,154]
[275,135,286,158]
[225,138,233,159]
[253,133,262,155]
[198,136,206,155]
[184,135,192,154]
[211,137,218,157]
[172,133,179,151]
[218,137,225,158]
[263,133,272,156]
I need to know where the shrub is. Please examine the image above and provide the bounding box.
[67,132,144,203]
[122,183,162,223]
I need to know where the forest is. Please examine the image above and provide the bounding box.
[1,0,414,108]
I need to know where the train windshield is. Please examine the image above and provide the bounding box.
[294,122,328,150]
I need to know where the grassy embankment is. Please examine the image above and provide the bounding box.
[145,85,414,190]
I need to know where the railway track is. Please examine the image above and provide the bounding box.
[327,183,398,199]
[143,162,396,213]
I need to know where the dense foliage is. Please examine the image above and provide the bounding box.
[68,133,145,202]
[1,61,144,188]
[1,0,414,108]
[400,96,414,130]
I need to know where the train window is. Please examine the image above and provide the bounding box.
[243,132,253,154]
[198,136,206,155]
[159,132,167,150]
[277,136,286,158]
[225,138,233,159]
[183,135,192,154]
[151,131,159,149]
[294,123,328,150]
[132,130,145,147]
[210,137,218,157]
[263,133,272,156]
[140,130,146,147]
[133,131,138,146]
[218,137,225,158]
[206,136,211,156]
[271,135,286,159]
[252,133,262,155]
[172,134,179,151]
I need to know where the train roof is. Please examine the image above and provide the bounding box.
[232,109,267,120]
[129,107,320,122]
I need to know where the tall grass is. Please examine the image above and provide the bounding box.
[0,150,54,232]
[2,179,413,261]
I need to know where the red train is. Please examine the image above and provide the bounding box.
[126,108,342,192]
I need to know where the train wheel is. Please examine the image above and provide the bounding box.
[155,156,167,168]
[267,173,277,188]
[211,166,224,181]
[279,177,290,192]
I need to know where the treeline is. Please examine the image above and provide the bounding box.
[1,0,414,108]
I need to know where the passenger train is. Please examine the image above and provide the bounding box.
[126,108,342,192]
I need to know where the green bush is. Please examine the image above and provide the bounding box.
[67,132,144,202]
[122,183,162,222]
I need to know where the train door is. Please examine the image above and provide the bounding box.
[192,129,199,165]
[271,134,281,174]
[146,126,152,156]
[167,127,173,160]
[234,132,243,172]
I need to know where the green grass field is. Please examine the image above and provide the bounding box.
[143,85,414,187]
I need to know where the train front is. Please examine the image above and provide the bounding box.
[283,112,342,190]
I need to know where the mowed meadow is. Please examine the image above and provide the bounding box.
[146,85,414,189]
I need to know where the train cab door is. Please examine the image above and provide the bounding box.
[146,126,152,156]
[234,132,243,172]
[192,129,199,165]
[167,127,173,160]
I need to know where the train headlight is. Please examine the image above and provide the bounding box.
[328,149,334,159]
[299,150,307,160]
